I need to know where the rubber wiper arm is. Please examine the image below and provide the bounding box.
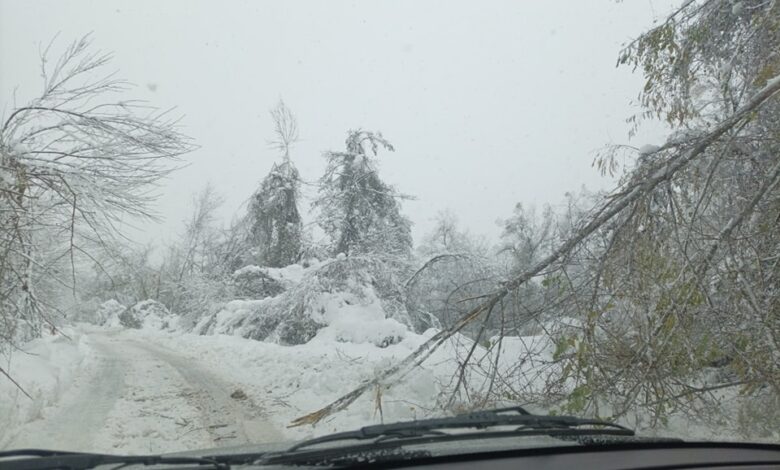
[258,428,637,467]
[0,449,229,470]
[285,409,633,452]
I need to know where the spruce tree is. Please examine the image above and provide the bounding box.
[314,130,412,257]
[247,101,303,267]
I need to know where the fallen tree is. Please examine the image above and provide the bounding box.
[291,71,780,427]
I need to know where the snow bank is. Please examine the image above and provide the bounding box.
[97,300,126,327]
[197,257,413,346]
[0,327,93,448]
[103,300,178,331]
[5,318,753,451]
[131,300,178,330]
[119,326,474,440]
[234,262,312,287]
[144,324,753,443]
[307,289,408,347]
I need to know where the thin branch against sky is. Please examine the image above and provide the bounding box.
[0,0,675,245]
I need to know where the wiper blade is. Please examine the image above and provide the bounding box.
[0,449,230,470]
[248,407,635,466]
[257,428,637,467]
[285,406,633,453]
[259,448,433,468]
[0,450,84,459]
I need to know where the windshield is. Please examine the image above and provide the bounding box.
[1,0,778,458]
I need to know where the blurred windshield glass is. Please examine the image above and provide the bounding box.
[1,0,778,455]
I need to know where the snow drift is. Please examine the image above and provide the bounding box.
[0,327,92,449]
[194,257,413,346]
[101,299,177,331]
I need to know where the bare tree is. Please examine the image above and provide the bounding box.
[0,35,192,351]
[164,184,225,314]
[268,99,299,159]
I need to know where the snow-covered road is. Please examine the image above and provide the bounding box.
[7,331,283,454]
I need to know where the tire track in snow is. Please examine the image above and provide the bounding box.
[6,331,282,454]
[124,339,283,447]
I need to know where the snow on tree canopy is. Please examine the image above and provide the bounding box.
[313,130,413,257]
[638,144,661,156]
[246,101,303,268]
[247,158,303,268]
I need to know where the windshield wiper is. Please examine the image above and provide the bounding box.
[286,405,632,452]
[0,449,231,470]
[1,409,635,469]
[248,406,635,466]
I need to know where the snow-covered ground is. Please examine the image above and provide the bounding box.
[0,327,93,449]
[0,323,471,453]
[1,326,284,453]
[1,320,762,454]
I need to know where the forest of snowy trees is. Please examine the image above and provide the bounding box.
[1,0,779,437]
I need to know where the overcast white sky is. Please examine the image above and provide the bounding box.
[1,0,675,247]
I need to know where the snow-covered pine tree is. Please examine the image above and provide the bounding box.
[314,130,412,257]
[247,101,303,268]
